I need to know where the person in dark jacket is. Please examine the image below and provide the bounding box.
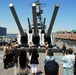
[62,43,67,55]
[30,47,39,75]
[29,42,33,56]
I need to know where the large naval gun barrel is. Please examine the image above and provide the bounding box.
[44,4,60,44]
[43,18,46,28]
[27,18,32,33]
[41,18,46,33]
[9,3,28,44]
[32,3,40,45]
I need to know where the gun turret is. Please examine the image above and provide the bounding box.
[44,4,60,44]
[32,3,40,45]
[9,3,28,44]
[9,0,60,48]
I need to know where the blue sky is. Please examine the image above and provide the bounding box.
[0,0,76,34]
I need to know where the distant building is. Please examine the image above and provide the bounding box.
[0,27,7,37]
[56,30,76,41]
[55,30,76,46]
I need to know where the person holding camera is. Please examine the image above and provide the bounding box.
[62,48,75,75]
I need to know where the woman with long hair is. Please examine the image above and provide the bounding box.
[30,47,39,75]
[19,49,30,75]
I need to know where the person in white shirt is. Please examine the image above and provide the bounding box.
[62,48,75,75]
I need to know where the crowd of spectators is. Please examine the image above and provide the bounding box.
[3,41,76,75]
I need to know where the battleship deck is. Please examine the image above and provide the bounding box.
[0,51,63,75]
[0,41,76,75]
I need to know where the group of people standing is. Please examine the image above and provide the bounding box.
[62,43,76,75]
[44,42,76,75]
[3,41,76,75]
[3,41,16,69]
[3,41,39,75]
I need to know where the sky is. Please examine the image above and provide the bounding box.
[0,0,76,34]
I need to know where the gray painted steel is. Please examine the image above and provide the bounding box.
[27,18,31,30]
[9,4,24,36]
[46,4,60,36]
[32,3,38,36]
